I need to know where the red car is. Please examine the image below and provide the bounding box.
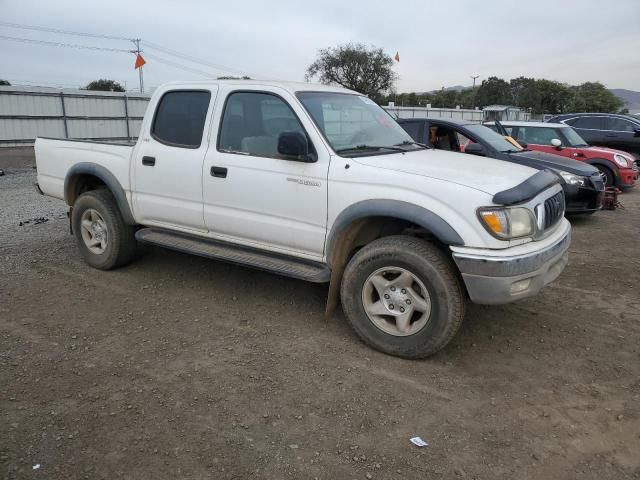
[486,121,638,188]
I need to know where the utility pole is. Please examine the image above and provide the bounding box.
[470,74,480,109]
[132,38,144,93]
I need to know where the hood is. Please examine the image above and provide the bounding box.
[584,146,637,160]
[353,148,538,196]
[510,150,598,176]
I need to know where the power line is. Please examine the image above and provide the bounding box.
[143,41,246,76]
[0,20,251,77]
[143,53,217,78]
[0,21,134,41]
[0,34,132,53]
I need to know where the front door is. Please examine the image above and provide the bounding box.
[202,87,329,259]
[132,88,216,231]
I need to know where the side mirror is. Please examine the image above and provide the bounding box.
[551,138,562,149]
[464,143,487,157]
[278,132,314,162]
[634,128,640,137]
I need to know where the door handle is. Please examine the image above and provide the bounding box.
[142,156,156,166]
[210,166,228,178]
[605,134,617,138]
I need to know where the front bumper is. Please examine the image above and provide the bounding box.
[563,182,603,214]
[617,167,637,187]
[452,227,571,305]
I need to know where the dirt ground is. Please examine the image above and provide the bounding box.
[1,148,639,480]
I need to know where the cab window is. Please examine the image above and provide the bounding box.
[218,92,309,159]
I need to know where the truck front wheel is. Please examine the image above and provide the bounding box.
[340,236,465,359]
[71,189,137,270]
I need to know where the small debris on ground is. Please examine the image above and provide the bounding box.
[19,217,49,226]
[409,436,429,447]
[32,464,41,470]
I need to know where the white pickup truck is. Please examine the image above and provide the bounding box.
[35,80,570,358]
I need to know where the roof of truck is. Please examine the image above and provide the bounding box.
[160,79,359,95]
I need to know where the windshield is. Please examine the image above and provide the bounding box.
[297,92,420,155]
[464,124,523,153]
[561,126,589,147]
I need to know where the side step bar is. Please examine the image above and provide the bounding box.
[135,228,330,283]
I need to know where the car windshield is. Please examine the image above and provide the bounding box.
[464,124,523,153]
[561,126,589,147]
[296,92,422,156]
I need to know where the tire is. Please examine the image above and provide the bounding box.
[340,235,465,359]
[71,189,137,270]
[595,165,613,187]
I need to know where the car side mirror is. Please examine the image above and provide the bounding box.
[278,132,314,162]
[464,143,487,157]
[634,128,640,137]
[550,138,562,149]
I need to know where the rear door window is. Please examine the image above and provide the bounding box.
[605,117,637,132]
[570,117,604,130]
[152,90,212,148]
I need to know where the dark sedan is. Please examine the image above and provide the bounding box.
[546,113,640,157]
[398,118,604,215]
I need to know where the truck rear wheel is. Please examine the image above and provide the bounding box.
[72,189,137,270]
[340,236,465,359]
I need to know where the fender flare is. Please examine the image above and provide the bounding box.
[325,199,464,261]
[64,162,136,225]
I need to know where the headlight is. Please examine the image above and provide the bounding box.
[613,154,630,167]
[477,207,535,239]
[558,170,585,186]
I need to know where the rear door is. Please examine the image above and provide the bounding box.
[602,116,640,153]
[132,88,216,231]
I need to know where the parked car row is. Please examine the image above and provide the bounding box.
[486,120,638,189]
[397,114,637,220]
[397,118,605,215]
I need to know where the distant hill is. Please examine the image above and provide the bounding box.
[610,89,640,113]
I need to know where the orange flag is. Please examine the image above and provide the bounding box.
[394,52,400,62]
[134,54,146,69]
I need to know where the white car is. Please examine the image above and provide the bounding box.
[35,80,570,358]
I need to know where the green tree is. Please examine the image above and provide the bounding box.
[84,79,125,92]
[534,79,571,114]
[475,77,511,106]
[0,79,10,86]
[566,82,623,112]
[306,43,396,102]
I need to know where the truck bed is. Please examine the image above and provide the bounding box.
[35,137,134,202]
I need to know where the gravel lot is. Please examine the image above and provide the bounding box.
[1,148,639,480]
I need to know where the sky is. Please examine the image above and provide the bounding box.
[1,0,639,93]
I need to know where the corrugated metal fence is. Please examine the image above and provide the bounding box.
[0,85,531,147]
[0,86,150,147]
[383,106,486,122]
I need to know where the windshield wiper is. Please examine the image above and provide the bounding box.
[335,144,407,154]
[394,140,431,149]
